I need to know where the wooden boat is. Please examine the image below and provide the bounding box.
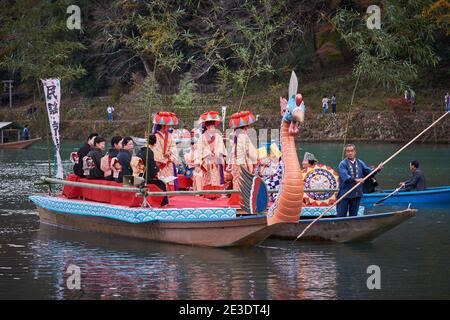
[31,195,280,247]
[28,72,414,247]
[271,209,416,243]
[30,72,308,248]
[362,186,450,205]
[0,122,41,149]
[0,136,41,149]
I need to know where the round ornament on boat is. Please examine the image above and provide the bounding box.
[153,111,179,126]
[302,164,339,206]
[229,111,257,129]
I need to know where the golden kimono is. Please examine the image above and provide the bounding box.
[184,145,203,192]
[153,130,179,190]
[195,130,227,199]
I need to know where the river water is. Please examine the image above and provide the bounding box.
[0,142,449,299]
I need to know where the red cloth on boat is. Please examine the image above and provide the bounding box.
[227,193,241,205]
[203,185,223,199]
[177,174,192,190]
[62,173,164,207]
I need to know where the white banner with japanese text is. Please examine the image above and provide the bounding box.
[42,78,63,179]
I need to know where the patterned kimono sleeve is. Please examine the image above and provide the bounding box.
[153,137,166,164]
[216,133,228,161]
[247,136,258,166]
[168,137,179,165]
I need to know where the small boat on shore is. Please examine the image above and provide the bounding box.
[0,122,41,149]
[0,136,41,149]
[362,186,450,205]
[271,209,416,242]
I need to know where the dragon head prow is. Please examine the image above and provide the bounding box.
[280,71,305,135]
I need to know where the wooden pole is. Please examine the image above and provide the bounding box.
[40,176,337,196]
[295,111,449,242]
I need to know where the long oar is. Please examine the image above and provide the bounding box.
[373,185,404,206]
[294,111,449,242]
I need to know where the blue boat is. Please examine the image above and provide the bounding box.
[362,186,450,205]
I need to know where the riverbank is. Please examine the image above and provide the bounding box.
[9,110,449,143]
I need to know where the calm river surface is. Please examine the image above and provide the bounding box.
[0,142,449,299]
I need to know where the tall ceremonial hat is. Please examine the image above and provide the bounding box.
[153,111,179,126]
[229,111,257,129]
[199,111,222,126]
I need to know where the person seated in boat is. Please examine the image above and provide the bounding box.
[196,112,228,200]
[152,112,179,190]
[227,111,258,204]
[400,160,426,191]
[73,132,98,177]
[22,125,30,140]
[85,136,107,180]
[101,135,122,181]
[137,134,169,206]
[302,152,318,168]
[116,136,134,183]
[184,138,203,193]
[337,144,383,217]
[363,165,381,194]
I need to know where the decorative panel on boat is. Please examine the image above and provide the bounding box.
[29,196,237,223]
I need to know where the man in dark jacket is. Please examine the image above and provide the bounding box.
[73,133,98,177]
[86,137,106,180]
[116,136,134,183]
[337,144,383,217]
[400,160,426,191]
[105,135,122,181]
[137,134,168,206]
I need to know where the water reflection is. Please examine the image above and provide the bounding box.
[1,142,449,299]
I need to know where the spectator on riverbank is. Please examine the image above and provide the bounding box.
[73,133,98,177]
[445,92,450,112]
[107,105,115,121]
[410,90,416,112]
[22,125,29,140]
[331,94,337,114]
[322,95,329,113]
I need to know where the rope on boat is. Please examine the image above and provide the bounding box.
[39,176,338,196]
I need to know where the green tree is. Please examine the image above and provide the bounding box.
[172,72,198,107]
[0,0,86,86]
[332,0,441,91]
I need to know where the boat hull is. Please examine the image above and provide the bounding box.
[0,137,41,149]
[271,209,416,243]
[362,187,450,204]
[36,206,280,248]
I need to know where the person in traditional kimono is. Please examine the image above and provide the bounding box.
[195,111,228,200]
[116,136,134,183]
[85,136,106,180]
[137,134,169,206]
[152,112,179,191]
[73,132,98,177]
[227,111,258,205]
[102,135,122,181]
[184,139,203,193]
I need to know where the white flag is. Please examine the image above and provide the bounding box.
[42,79,63,179]
[221,106,227,132]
